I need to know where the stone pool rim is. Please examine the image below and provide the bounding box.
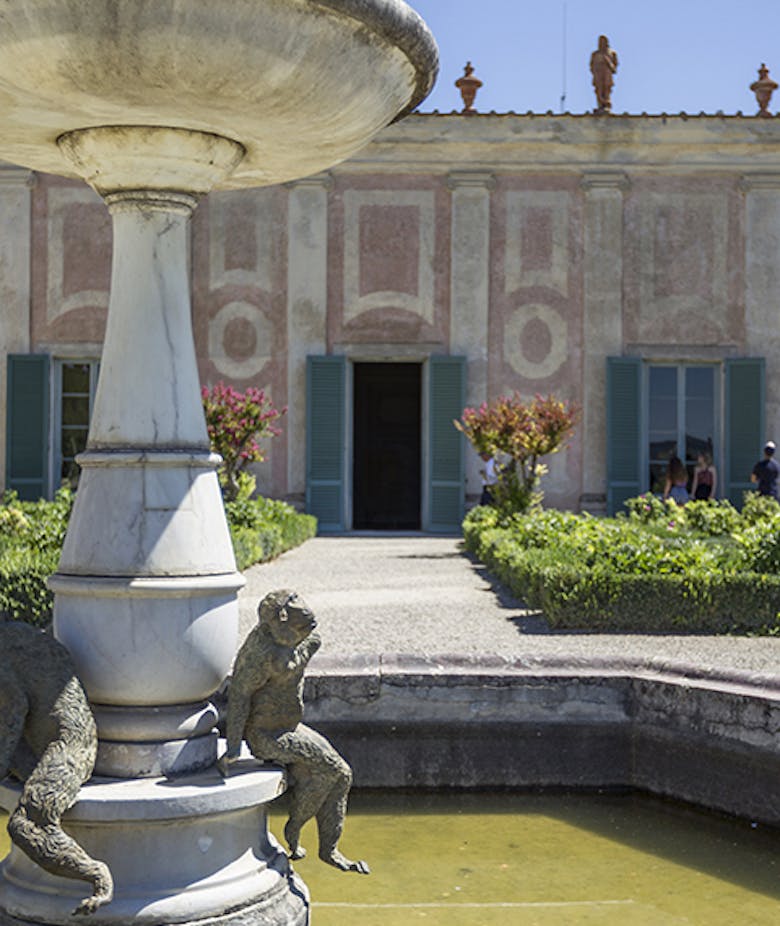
[302,651,780,828]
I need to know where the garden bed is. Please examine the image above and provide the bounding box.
[462,495,780,635]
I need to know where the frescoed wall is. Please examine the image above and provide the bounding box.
[3,113,780,525]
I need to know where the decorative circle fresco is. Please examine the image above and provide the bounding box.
[505,302,567,380]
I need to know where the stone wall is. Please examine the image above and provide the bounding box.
[304,656,780,826]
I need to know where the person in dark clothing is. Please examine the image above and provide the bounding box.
[751,441,780,498]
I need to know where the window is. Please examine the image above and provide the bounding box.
[647,364,717,494]
[53,360,99,491]
[607,357,763,514]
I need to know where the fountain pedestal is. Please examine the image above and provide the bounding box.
[0,2,437,923]
[50,128,248,780]
[0,762,308,926]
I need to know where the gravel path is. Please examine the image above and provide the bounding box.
[239,536,780,683]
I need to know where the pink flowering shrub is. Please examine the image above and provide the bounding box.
[455,393,578,512]
[201,382,286,501]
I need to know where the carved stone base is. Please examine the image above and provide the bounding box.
[0,760,308,926]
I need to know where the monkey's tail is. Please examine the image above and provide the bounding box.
[9,736,112,916]
[8,804,113,915]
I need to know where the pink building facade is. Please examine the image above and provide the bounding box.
[3,113,780,530]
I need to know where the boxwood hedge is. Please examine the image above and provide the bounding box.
[463,497,780,634]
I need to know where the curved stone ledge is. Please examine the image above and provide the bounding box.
[75,450,223,469]
[50,573,246,597]
[0,761,286,823]
[303,655,780,827]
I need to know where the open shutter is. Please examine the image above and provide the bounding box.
[426,356,465,532]
[306,355,346,532]
[606,356,641,516]
[725,358,765,508]
[6,354,50,500]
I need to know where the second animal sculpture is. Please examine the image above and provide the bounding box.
[218,589,369,875]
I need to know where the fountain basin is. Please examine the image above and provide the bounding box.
[0,0,438,189]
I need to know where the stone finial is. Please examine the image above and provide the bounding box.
[590,35,618,114]
[455,61,483,115]
[751,64,778,117]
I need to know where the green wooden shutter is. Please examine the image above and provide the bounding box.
[606,356,641,516]
[426,356,465,532]
[306,355,346,532]
[725,358,765,508]
[6,354,50,500]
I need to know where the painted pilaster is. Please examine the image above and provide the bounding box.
[448,170,494,501]
[286,175,330,501]
[742,173,780,439]
[580,170,629,514]
[0,165,33,491]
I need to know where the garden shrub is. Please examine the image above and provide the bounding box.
[0,478,316,626]
[455,393,578,514]
[463,498,780,634]
[0,488,74,626]
[226,482,317,571]
[0,546,59,627]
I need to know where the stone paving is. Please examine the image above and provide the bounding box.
[239,536,780,686]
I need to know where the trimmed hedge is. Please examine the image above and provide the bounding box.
[0,489,317,627]
[463,502,780,634]
[226,496,317,571]
[0,547,60,627]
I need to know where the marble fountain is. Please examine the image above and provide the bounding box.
[0,2,437,924]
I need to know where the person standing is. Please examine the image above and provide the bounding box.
[691,451,718,500]
[663,455,689,505]
[479,452,498,506]
[751,441,780,498]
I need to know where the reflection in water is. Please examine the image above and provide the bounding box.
[2,791,778,925]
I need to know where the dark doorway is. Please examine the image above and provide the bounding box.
[353,363,421,530]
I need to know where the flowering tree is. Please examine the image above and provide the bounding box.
[455,393,579,512]
[201,382,286,501]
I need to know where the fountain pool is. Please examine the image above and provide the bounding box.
[6,791,774,926]
[269,791,779,925]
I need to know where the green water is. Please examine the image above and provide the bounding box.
[2,792,778,925]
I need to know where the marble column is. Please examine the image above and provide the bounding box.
[286,175,330,502]
[0,166,33,491]
[742,173,780,438]
[580,170,629,515]
[1,126,308,926]
[448,170,494,501]
[45,127,249,779]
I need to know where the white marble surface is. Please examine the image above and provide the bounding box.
[51,573,242,705]
[0,1,436,189]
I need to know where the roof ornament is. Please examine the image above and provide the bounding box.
[455,61,482,115]
[751,64,778,117]
[590,35,618,114]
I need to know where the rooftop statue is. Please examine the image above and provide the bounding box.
[590,35,618,114]
[218,590,369,874]
[0,622,113,915]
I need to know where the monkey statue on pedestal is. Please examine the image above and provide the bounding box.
[218,589,369,875]
[0,621,113,915]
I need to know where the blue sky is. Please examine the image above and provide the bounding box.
[410,0,780,116]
